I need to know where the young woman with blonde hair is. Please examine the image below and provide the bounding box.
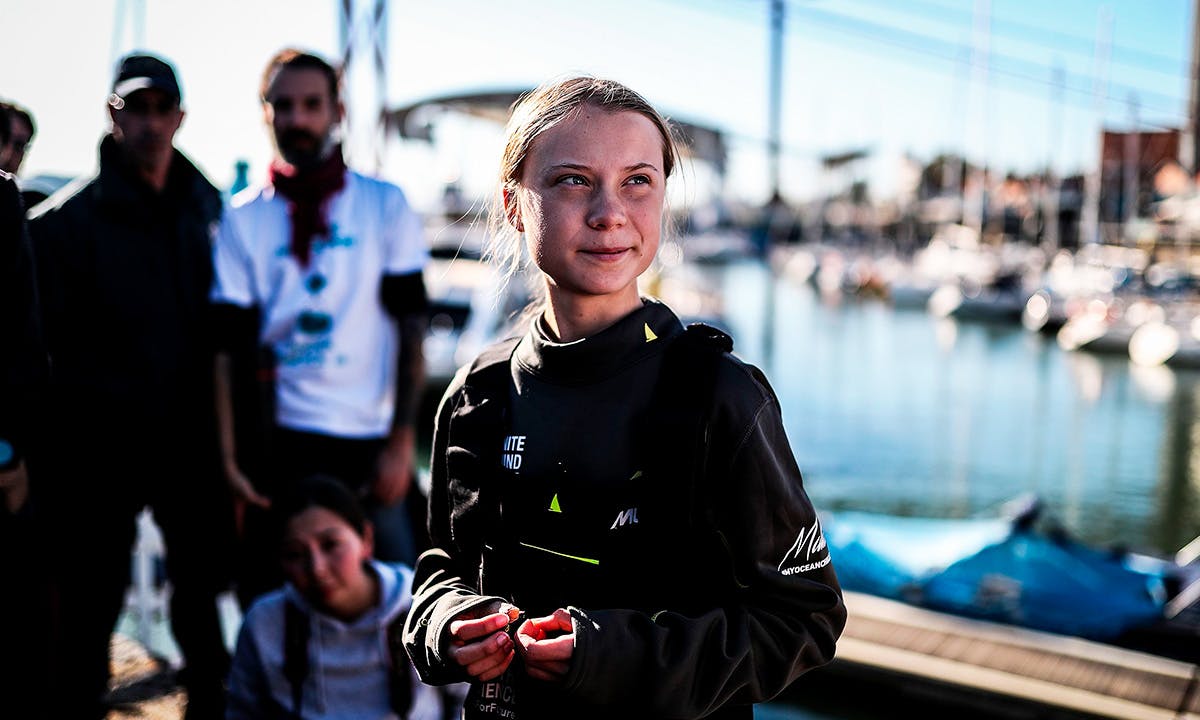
[404,76,845,719]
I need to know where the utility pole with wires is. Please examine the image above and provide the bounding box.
[338,0,389,174]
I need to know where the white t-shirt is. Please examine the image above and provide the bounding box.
[212,170,428,438]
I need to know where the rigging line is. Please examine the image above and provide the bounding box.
[812,0,1188,76]
[788,6,1187,120]
[660,0,1189,76]
[649,0,1186,116]
[644,0,1183,153]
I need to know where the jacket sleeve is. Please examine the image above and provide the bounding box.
[0,174,45,462]
[226,619,272,720]
[403,377,506,686]
[26,195,72,371]
[560,367,846,717]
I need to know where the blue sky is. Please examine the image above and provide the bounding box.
[2,0,1192,207]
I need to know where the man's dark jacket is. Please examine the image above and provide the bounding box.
[28,135,222,442]
[0,171,46,468]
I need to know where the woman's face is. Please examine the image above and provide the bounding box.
[510,108,666,311]
[281,506,374,618]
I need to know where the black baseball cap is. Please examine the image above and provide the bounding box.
[109,53,181,107]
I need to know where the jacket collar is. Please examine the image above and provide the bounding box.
[93,133,213,211]
[514,297,684,385]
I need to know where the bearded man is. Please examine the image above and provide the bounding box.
[211,49,429,605]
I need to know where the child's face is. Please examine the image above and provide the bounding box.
[510,108,666,311]
[281,506,374,618]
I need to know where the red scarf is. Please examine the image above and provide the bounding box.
[268,148,347,267]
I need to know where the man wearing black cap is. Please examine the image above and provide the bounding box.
[28,52,233,719]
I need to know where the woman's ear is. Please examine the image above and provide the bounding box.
[503,187,524,232]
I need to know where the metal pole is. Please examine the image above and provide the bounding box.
[109,0,146,66]
[339,0,354,165]
[373,0,388,174]
[1185,0,1200,173]
[132,0,145,49]
[109,0,127,68]
[762,0,785,372]
[338,0,389,173]
[1045,61,1063,253]
[964,0,991,241]
[339,0,353,69]
[1080,5,1112,247]
[946,47,969,199]
[1122,94,1140,237]
[768,0,784,200]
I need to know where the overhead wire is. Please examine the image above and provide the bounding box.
[834,0,1188,77]
[651,0,1189,127]
[647,0,1190,170]
[787,3,1187,125]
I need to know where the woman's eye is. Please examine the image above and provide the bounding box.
[557,175,587,186]
[321,540,341,553]
[627,175,651,185]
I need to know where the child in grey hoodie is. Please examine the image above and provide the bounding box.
[227,475,453,719]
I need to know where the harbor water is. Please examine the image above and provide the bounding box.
[711,259,1199,558]
[692,256,1200,719]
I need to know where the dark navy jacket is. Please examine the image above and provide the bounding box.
[28,135,221,446]
[0,171,45,469]
[405,300,846,720]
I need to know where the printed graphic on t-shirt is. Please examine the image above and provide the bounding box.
[271,224,355,257]
[778,518,831,576]
[275,224,355,369]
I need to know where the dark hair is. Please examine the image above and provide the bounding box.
[271,474,368,546]
[260,48,340,104]
[0,103,11,147]
[8,104,35,139]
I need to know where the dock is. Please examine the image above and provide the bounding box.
[833,591,1200,720]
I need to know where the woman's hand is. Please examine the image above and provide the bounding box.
[373,426,414,504]
[447,603,519,682]
[224,462,271,509]
[514,608,575,683]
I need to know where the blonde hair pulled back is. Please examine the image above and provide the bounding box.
[485,76,681,289]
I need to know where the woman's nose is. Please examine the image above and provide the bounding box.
[306,551,327,579]
[587,187,627,230]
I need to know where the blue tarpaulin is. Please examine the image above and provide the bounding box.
[922,531,1166,638]
[822,509,1167,639]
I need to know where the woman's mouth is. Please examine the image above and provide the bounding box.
[582,247,630,261]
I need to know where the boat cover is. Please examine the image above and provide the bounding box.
[823,510,1168,639]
